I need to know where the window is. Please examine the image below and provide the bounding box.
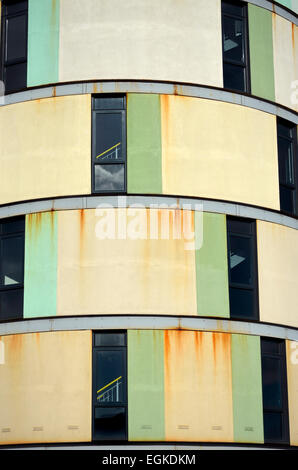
[0,216,25,321]
[1,0,28,94]
[261,338,289,444]
[227,217,259,320]
[92,331,127,441]
[92,95,126,193]
[221,0,250,93]
[277,118,298,217]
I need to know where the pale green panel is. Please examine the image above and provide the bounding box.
[232,334,264,443]
[248,4,275,102]
[292,0,298,13]
[27,0,60,87]
[276,0,292,9]
[128,330,165,441]
[24,212,58,318]
[127,94,162,194]
[195,212,230,317]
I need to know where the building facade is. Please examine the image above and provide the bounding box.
[0,0,297,449]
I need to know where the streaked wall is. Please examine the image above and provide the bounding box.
[56,208,197,316]
[0,330,92,445]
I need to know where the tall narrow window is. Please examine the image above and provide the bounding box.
[92,331,127,441]
[0,216,25,321]
[1,0,28,94]
[227,217,259,320]
[261,338,289,444]
[221,0,250,93]
[277,118,298,217]
[92,95,126,193]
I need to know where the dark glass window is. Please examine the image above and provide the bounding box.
[277,119,298,217]
[93,331,127,441]
[92,95,126,194]
[227,217,259,320]
[261,338,289,444]
[1,0,28,94]
[0,216,25,321]
[221,1,250,93]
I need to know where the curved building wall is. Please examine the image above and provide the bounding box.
[0,0,297,450]
[0,329,297,445]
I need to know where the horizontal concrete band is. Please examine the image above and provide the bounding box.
[1,195,297,231]
[249,0,297,23]
[0,315,298,342]
[2,81,297,125]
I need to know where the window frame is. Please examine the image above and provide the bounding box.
[227,216,259,321]
[0,0,28,95]
[0,215,25,322]
[92,331,128,442]
[261,337,290,445]
[221,0,251,94]
[277,118,298,218]
[91,94,127,195]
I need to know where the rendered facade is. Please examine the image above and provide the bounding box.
[0,0,297,449]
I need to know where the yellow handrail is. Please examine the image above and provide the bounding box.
[97,376,122,395]
[96,142,121,159]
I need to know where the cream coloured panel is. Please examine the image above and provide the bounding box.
[272,14,298,112]
[59,0,223,88]
[161,95,280,210]
[0,95,91,205]
[0,331,92,444]
[57,208,197,316]
[257,221,298,328]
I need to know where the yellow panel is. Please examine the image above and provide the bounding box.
[0,331,92,444]
[286,340,298,446]
[59,0,223,88]
[164,330,233,442]
[272,15,298,112]
[0,95,91,205]
[257,221,298,328]
[57,208,197,316]
[161,95,280,210]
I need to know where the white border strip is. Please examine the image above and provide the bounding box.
[0,315,297,341]
[0,196,297,231]
[1,81,297,125]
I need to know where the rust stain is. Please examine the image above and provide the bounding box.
[93,83,98,94]
[78,209,85,262]
[52,86,56,98]
[9,334,23,356]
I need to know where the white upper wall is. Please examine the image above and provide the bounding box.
[59,0,223,88]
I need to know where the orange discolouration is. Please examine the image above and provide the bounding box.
[93,83,98,94]
[52,86,56,98]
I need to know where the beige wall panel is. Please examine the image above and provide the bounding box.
[57,209,197,316]
[161,95,280,210]
[286,340,298,446]
[0,95,91,205]
[0,331,92,444]
[257,221,298,328]
[59,0,223,88]
[273,15,298,112]
[164,330,233,442]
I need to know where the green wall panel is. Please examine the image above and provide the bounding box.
[231,334,264,443]
[128,330,165,441]
[292,0,298,13]
[276,0,292,9]
[24,212,58,318]
[127,94,162,194]
[248,5,275,102]
[195,212,230,317]
[27,0,60,87]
